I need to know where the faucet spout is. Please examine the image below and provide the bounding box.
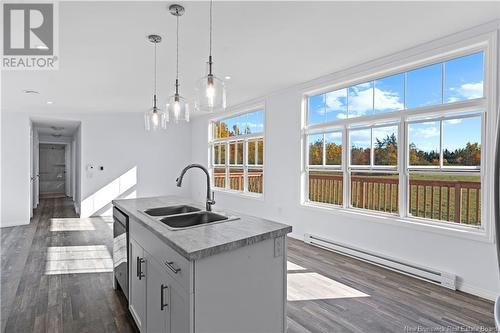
[176,164,215,211]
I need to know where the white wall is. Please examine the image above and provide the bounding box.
[1,112,192,224]
[190,25,500,299]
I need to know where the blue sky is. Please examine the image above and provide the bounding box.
[408,116,481,153]
[308,51,484,125]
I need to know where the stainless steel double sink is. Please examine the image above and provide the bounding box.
[141,205,238,230]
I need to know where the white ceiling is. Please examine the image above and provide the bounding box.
[2,1,499,115]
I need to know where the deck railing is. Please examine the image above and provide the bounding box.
[214,172,263,193]
[214,171,481,225]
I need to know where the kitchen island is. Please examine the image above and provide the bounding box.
[112,196,292,333]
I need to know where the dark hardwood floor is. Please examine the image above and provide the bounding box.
[0,198,495,333]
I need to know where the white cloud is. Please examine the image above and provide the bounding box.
[374,88,403,111]
[325,90,346,113]
[412,126,440,138]
[447,81,483,102]
[445,118,462,125]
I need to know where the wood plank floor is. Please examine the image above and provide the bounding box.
[1,198,495,333]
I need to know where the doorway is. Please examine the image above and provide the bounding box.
[39,144,67,199]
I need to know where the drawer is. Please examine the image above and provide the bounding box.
[130,218,193,293]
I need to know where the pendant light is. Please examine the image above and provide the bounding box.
[194,0,226,113]
[145,34,168,131]
[167,4,189,123]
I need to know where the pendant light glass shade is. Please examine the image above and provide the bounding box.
[145,34,167,131]
[145,96,168,131]
[195,65,226,112]
[168,5,189,123]
[167,93,189,123]
[195,0,226,113]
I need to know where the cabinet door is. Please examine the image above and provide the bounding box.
[146,253,169,333]
[169,277,190,333]
[130,238,147,332]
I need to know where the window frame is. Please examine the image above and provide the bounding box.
[300,30,497,242]
[209,108,265,197]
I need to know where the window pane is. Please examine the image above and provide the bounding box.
[248,168,263,193]
[246,111,264,134]
[229,168,244,191]
[257,139,264,165]
[325,132,342,165]
[308,171,343,205]
[408,121,440,166]
[237,141,244,164]
[350,129,371,165]
[408,173,480,225]
[308,134,323,165]
[374,74,404,113]
[351,172,399,214]
[406,63,442,109]
[213,121,221,139]
[248,140,256,165]
[374,126,398,166]
[308,94,326,125]
[229,142,236,165]
[213,167,226,188]
[443,117,481,167]
[444,52,484,103]
[219,120,229,138]
[226,117,241,136]
[325,89,347,121]
[220,143,226,164]
[213,144,220,164]
[348,82,374,118]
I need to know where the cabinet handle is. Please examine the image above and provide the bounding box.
[138,257,145,280]
[160,284,169,311]
[165,261,181,274]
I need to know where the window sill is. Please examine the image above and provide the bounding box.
[301,201,492,243]
[213,188,264,201]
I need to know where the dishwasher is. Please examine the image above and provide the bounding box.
[113,206,129,301]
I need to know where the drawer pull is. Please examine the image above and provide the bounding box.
[165,261,181,274]
[161,284,169,311]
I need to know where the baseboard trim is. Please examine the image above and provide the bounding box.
[458,281,498,301]
[1,220,30,228]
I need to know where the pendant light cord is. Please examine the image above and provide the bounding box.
[176,14,179,94]
[154,41,158,95]
[209,0,213,57]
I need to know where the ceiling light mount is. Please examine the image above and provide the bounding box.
[147,34,162,44]
[169,4,185,17]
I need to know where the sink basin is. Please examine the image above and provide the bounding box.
[144,205,200,217]
[160,211,229,229]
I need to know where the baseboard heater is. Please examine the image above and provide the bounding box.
[304,233,456,290]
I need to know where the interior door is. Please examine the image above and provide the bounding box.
[146,253,169,333]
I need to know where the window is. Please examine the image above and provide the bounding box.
[304,49,485,229]
[210,110,264,194]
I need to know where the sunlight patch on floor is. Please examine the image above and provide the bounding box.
[287,272,370,301]
[50,218,96,231]
[287,261,307,271]
[45,245,113,275]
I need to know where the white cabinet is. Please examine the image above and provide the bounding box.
[146,253,190,333]
[127,215,286,333]
[129,238,147,332]
[146,254,169,333]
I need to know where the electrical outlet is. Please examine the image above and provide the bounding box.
[274,237,283,257]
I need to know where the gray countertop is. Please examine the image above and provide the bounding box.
[112,196,292,261]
